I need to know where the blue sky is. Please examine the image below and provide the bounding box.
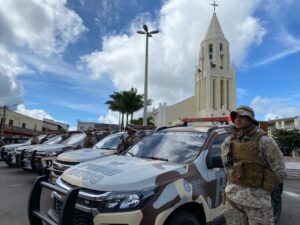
[0,0,300,129]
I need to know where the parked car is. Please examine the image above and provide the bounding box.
[0,136,29,147]
[30,133,89,174]
[0,134,48,166]
[50,131,124,184]
[17,135,64,170]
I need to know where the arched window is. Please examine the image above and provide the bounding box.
[209,44,213,64]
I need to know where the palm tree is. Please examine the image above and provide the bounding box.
[122,88,144,126]
[105,88,151,129]
[105,91,125,129]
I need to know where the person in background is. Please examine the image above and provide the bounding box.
[83,129,97,148]
[116,125,141,154]
[31,133,39,145]
[221,105,286,225]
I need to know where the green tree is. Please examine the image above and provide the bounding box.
[105,88,150,129]
[131,116,154,125]
[272,129,300,156]
[122,88,144,126]
[105,91,125,129]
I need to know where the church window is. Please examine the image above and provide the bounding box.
[220,55,224,70]
[220,43,223,51]
[220,80,224,108]
[201,47,204,70]
[227,80,230,110]
[209,44,213,63]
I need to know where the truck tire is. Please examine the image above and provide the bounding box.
[165,211,200,225]
[271,184,282,223]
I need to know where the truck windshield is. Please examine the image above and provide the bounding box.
[127,131,207,164]
[93,133,123,150]
[43,135,63,145]
[62,133,86,145]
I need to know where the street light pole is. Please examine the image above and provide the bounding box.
[137,24,159,126]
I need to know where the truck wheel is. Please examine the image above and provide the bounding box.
[165,211,200,225]
[271,184,282,223]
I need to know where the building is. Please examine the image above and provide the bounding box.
[43,118,69,133]
[0,107,69,136]
[0,107,43,136]
[77,121,119,132]
[152,12,236,126]
[268,116,300,132]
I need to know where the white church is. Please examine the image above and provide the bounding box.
[152,12,236,126]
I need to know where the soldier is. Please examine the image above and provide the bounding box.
[31,133,39,145]
[221,106,286,225]
[116,125,140,154]
[0,138,4,147]
[61,131,70,141]
[83,129,97,148]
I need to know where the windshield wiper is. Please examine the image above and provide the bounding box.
[140,156,169,162]
[100,147,114,150]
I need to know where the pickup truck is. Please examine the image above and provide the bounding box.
[28,125,283,225]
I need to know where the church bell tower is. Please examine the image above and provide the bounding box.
[195,11,236,118]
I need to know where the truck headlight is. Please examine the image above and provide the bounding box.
[102,187,155,211]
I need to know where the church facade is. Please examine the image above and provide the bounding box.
[152,12,236,126]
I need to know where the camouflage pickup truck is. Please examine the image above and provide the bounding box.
[28,125,282,225]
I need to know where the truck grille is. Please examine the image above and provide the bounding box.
[55,159,80,166]
[55,199,94,225]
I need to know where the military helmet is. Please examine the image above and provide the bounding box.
[85,128,93,135]
[125,125,138,132]
[230,105,259,125]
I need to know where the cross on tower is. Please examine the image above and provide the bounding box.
[211,1,218,12]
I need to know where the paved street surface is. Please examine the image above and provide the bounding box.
[0,161,299,225]
[0,161,51,225]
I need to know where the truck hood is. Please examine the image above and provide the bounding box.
[16,145,36,152]
[56,148,115,163]
[3,143,29,152]
[33,144,73,155]
[61,155,185,192]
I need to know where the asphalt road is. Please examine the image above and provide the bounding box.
[0,161,299,225]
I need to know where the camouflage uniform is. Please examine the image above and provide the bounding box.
[221,106,286,225]
[0,140,4,147]
[116,133,140,154]
[83,133,97,148]
[31,135,39,145]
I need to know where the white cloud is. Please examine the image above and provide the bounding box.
[98,110,120,124]
[16,104,54,120]
[80,0,266,111]
[0,45,29,106]
[0,0,86,56]
[251,96,300,120]
[236,88,249,99]
[0,0,86,119]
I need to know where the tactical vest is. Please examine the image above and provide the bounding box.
[226,131,277,192]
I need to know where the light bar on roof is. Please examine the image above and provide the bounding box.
[180,117,231,123]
